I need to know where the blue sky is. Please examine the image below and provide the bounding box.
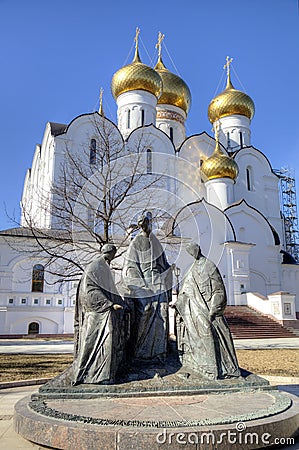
[0,0,298,230]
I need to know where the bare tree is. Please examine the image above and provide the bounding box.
[18,114,170,281]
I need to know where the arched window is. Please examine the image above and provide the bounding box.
[90,139,97,165]
[141,109,145,126]
[199,159,204,182]
[32,264,44,292]
[146,149,152,174]
[169,127,174,142]
[246,166,253,191]
[28,322,39,335]
[239,131,243,148]
[127,110,131,129]
[226,131,231,149]
[239,226,245,240]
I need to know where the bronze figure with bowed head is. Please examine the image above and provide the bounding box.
[73,244,127,385]
[123,214,172,362]
[174,243,241,380]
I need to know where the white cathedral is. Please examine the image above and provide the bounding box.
[0,30,298,336]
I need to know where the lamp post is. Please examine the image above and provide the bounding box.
[170,264,181,339]
[174,265,181,298]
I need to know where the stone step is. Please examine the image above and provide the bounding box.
[225,306,297,339]
[285,327,299,336]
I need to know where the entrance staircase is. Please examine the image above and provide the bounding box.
[225,306,298,339]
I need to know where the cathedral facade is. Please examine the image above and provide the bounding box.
[0,31,298,336]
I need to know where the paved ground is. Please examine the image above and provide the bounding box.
[0,339,74,354]
[0,337,299,354]
[234,337,299,350]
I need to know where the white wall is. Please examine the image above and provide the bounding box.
[225,201,281,296]
[281,264,299,314]
[0,235,76,335]
[233,147,283,242]
[156,104,186,148]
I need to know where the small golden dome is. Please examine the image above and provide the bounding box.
[111,46,162,100]
[154,56,191,114]
[208,74,255,124]
[201,141,239,181]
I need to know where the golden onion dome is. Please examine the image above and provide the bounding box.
[154,56,191,114]
[208,73,255,124]
[111,46,162,100]
[201,141,239,181]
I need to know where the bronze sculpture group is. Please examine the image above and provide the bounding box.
[73,215,240,385]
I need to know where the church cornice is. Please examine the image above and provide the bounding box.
[53,112,124,145]
[172,197,237,242]
[125,123,176,154]
[232,146,278,178]
[177,131,214,153]
[224,198,280,245]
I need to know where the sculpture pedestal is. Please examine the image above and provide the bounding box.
[14,369,299,449]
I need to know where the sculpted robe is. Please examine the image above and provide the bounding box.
[73,256,125,385]
[175,255,240,379]
[123,231,172,361]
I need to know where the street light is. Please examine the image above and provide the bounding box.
[173,265,181,297]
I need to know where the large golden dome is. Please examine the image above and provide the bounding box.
[201,141,239,181]
[208,74,255,124]
[111,47,162,100]
[154,56,191,114]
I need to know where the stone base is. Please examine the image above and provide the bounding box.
[14,388,299,449]
[34,364,271,399]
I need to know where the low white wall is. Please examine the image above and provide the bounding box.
[246,292,271,315]
[246,291,297,321]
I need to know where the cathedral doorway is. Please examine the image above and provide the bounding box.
[28,322,40,335]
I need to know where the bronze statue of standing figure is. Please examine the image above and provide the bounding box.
[122,214,172,362]
[173,243,241,380]
[72,244,127,385]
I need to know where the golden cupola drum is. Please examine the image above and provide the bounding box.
[111,47,162,100]
[154,56,191,115]
[208,73,255,124]
[201,140,239,181]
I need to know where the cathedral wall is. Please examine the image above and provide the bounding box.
[179,133,217,165]
[116,90,157,139]
[175,201,235,299]
[21,123,57,229]
[0,236,75,335]
[179,133,218,201]
[226,206,281,296]
[281,265,299,313]
[127,124,175,156]
[156,104,186,148]
[216,115,251,149]
[233,148,282,235]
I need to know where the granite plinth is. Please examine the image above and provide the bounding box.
[14,389,299,450]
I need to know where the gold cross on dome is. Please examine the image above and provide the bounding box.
[99,87,104,115]
[156,31,165,58]
[134,27,141,50]
[224,56,233,77]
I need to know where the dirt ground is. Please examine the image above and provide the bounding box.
[0,354,73,382]
[236,349,299,377]
[0,349,298,382]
